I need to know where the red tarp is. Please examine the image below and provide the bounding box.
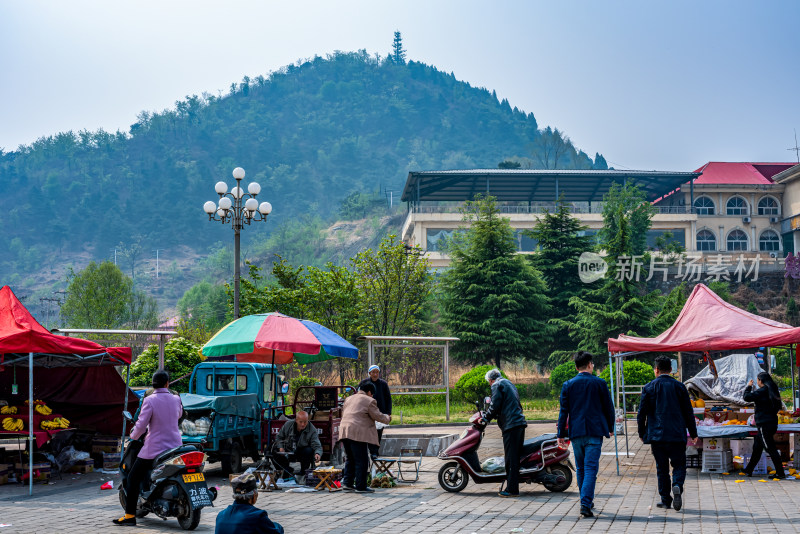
[0,285,131,363]
[0,365,139,435]
[608,283,800,353]
[0,285,137,434]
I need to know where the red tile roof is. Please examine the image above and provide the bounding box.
[693,162,796,185]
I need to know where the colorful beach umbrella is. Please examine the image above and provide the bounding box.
[201,312,358,365]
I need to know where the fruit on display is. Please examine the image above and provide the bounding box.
[40,417,70,430]
[1,405,18,414]
[722,419,745,425]
[35,404,52,416]
[2,417,24,431]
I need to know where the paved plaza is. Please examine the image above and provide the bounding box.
[1,422,799,533]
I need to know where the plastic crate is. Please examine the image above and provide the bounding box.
[742,453,774,475]
[686,453,702,469]
[701,450,732,473]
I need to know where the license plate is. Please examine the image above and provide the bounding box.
[183,473,205,483]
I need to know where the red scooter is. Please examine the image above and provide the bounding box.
[437,402,573,493]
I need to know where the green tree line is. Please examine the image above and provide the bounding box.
[0,51,605,289]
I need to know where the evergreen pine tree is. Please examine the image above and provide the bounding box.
[440,196,553,367]
[391,31,406,64]
[565,202,662,353]
[599,183,654,256]
[525,197,592,351]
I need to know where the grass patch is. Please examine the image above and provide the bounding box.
[389,399,559,425]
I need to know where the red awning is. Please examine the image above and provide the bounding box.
[608,283,800,353]
[0,286,131,364]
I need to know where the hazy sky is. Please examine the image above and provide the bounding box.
[2,1,799,171]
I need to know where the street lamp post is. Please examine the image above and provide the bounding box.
[203,167,272,319]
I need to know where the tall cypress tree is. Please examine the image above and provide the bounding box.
[391,31,406,64]
[440,196,553,368]
[566,201,661,354]
[525,198,593,351]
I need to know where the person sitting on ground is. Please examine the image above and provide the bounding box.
[271,410,323,481]
[215,473,284,534]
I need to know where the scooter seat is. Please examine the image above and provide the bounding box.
[521,433,558,456]
[153,444,200,466]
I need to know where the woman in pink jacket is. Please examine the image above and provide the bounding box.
[339,382,391,493]
[114,370,183,526]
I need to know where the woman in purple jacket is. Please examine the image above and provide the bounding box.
[114,370,183,526]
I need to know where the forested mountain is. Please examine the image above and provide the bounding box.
[0,50,605,295]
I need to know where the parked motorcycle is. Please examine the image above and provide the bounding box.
[437,401,573,493]
[119,411,217,530]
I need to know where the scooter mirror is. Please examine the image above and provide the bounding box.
[281,382,289,394]
[122,411,133,422]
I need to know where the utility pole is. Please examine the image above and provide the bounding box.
[40,292,64,329]
[110,248,118,265]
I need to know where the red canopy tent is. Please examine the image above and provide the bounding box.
[609,283,800,353]
[606,283,800,474]
[0,285,135,495]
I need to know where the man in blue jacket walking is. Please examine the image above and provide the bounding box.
[557,351,615,518]
[637,356,697,512]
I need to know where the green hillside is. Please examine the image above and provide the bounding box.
[0,51,605,299]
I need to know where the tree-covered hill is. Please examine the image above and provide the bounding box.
[0,50,605,288]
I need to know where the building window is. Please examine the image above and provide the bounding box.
[759,230,780,251]
[426,228,455,252]
[726,196,748,216]
[727,229,749,251]
[757,196,779,215]
[696,229,716,251]
[694,196,715,215]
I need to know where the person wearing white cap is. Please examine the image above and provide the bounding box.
[359,364,392,458]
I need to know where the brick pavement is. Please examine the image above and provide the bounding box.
[1,422,799,533]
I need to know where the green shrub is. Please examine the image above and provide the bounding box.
[290,374,319,404]
[516,381,553,399]
[545,350,575,370]
[549,362,577,395]
[126,337,204,393]
[453,365,507,402]
[598,359,655,388]
[772,348,790,376]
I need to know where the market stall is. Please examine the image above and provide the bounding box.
[0,285,134,495]
[607,283,800,475]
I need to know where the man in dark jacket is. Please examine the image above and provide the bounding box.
[483,368,527,497]
[359,365,392,457]
[637,355,697,512]
[557,351,615,518]
[215,473,283,534]
[271,410,323,480]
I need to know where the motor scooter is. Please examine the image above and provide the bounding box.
[437,401,573,493]
[118,411,218,530]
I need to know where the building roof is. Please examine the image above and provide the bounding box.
[401,169,701,203]
[772,163,800,184]
[692,162,796,185]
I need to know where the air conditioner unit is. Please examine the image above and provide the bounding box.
[770,252,779,259]
[770,216,779,224]
[742,216,751,224]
